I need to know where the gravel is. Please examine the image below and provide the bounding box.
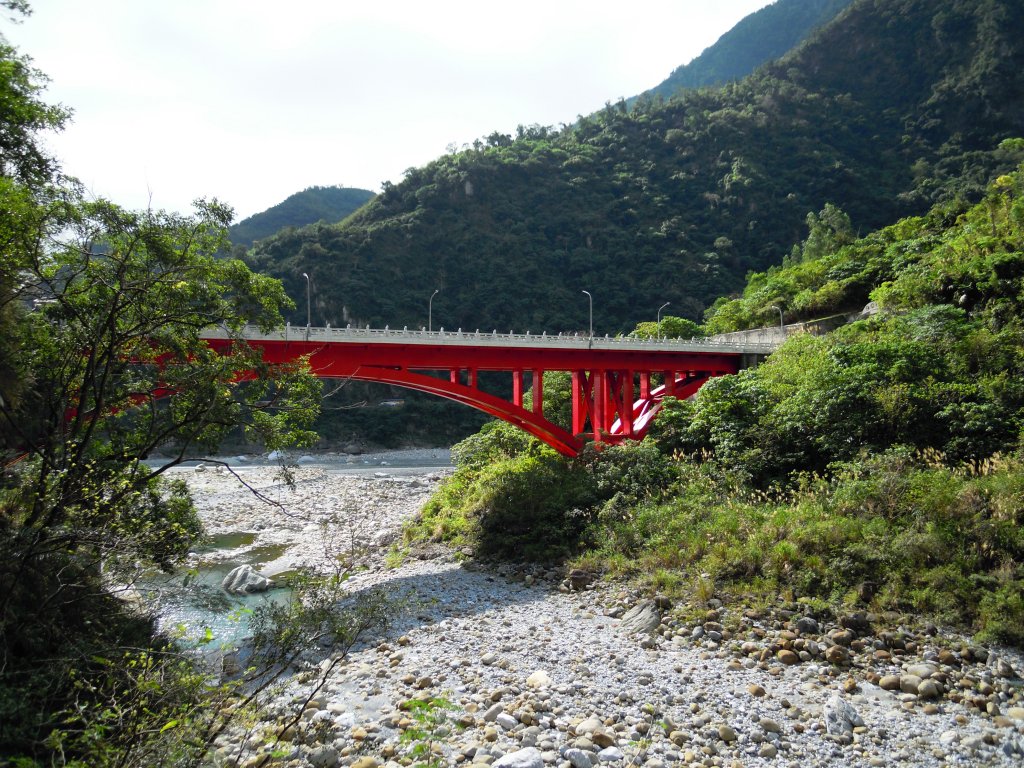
[174,458,1024,768]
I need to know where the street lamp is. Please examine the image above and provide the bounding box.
[581,290,593,339]
[301,272,311,330]
[770,304,784,331]
[657,301,670,340]
[428,289,439,332]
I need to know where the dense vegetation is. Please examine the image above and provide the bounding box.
[2,0,1024,762]
[240,0,1024,450]
[638,0,853,100]
[227,185,373,248]
[245,0,1024,339]
[0,7,380,765]
[409,166,1024,645]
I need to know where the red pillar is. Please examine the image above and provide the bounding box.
[592,370,606,439]
[572,370,589,436]
[513,369,524,407]
[663,370,676,398]
[532,370,543,415]
[639,371,651,400]
[619,370,635,437]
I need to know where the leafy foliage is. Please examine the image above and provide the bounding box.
[418,162,1024,645]
[704,141,1024,332]
[689,167,1024,483]
[0,17,329,762]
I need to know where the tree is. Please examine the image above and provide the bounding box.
[791,202,855,262]
[0,42,69,184]
[631,315,705,340]
[0,194,323,761]
[0,8,330,763]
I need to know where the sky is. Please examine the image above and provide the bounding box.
[7,0,773,222]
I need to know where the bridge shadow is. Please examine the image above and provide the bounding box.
[233,557,558,675]
[341,557,550,647]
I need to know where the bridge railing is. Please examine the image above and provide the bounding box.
[201,324,778,355]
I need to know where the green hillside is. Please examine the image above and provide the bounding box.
[412,162,1024,644]
[228,185,373,247]
[245,0,1024,339]
[639,0,853,99]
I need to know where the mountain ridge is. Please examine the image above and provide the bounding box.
[637,0,854,100]
[228,185,373,247]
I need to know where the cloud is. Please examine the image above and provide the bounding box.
[12,0,771,219]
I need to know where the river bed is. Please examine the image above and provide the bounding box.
[163,450,1024,768]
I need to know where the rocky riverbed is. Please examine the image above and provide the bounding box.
[176,459,1024,768]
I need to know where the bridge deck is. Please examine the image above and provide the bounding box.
[199,324,778,456]
[200,324,777,356]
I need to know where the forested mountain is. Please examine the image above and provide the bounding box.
[245,0,1024,341]
[228,185,373,247]
[638,0,853,99]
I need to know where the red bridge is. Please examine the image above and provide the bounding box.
[202,325,773,457]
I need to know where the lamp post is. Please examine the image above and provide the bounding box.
[657,301,670,340]
[428,289,439,333]
[301,272,311,333]
[581,290,593,339]
[771,305,784,331]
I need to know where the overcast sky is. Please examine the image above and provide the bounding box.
[8,0,772,221]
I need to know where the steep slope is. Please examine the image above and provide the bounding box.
[245,0,1024,339]
[640,0,853,99]
[229,185,373,247]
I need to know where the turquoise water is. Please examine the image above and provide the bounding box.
[139,535,293,647]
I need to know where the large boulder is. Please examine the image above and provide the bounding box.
[221,564,272,595]
[619,600,661,635]
[823,694,864,735]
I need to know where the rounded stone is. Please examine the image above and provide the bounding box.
[879,675,901,691]
[777,649,800,665]
[917,679,942,700]
[825,645,850,665]
[307,745,340,768]
[900,675,923,695]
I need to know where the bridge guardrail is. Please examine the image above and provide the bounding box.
[201,324,778,356]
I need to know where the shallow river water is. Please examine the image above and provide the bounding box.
[143,448,451,646]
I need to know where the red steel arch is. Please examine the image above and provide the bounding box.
[203,327,757,457]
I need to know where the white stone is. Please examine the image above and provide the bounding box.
[221,564,272,594]
[492,747,543,768]
[526,670,551,689]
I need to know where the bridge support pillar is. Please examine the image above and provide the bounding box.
[571,370,590,437]
[513,369,525,407]
[532,370,543,415]
[663,370,676,398]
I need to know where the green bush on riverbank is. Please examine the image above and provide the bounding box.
[410,166,1024,645]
